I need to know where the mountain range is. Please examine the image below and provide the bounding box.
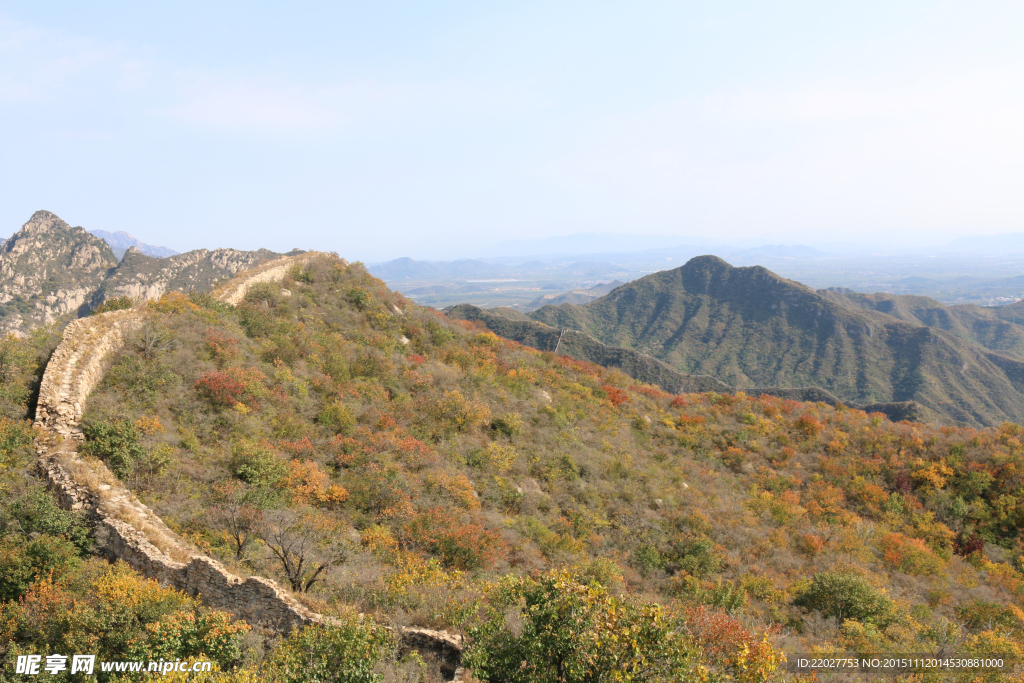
[450,255,1024,427]
[0,211,292,334]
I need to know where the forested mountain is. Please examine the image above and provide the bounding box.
[528,256,1024,427]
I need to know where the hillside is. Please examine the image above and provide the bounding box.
[31,253,1024,679]
[821,289,1024,359]
[525,280,625,310]
[0,211,288,335]
[447,303,931,424]
[529,256,1024,427]
[5,254,1024,679]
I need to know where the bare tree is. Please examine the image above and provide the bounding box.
[135,321,176,360]
[208,481,268,561]
[259,508,349,592]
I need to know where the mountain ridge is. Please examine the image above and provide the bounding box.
[0,211,288,335]
[526,255,1024,427]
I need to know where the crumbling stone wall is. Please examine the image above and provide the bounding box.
[33,253,467,679]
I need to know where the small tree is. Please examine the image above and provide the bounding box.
[259,509,349,592]
[794,571,895,626]
[81,419,146,478]
[209,482,264,561]
[268,614,394,683]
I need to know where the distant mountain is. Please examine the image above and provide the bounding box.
[819,290,1024,358]
[368,257,506,280]
[527,255,1024,427]
[90,230,179,259]
[525,280,625,310]
[0,211,286,335]
[449,303,929,424]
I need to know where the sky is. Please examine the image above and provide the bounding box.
[0,1,1022,261]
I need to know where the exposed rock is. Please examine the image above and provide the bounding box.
[0,211,118,334]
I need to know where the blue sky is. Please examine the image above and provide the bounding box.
[1,1,1022,261]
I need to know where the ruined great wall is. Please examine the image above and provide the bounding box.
[32,253,467,680]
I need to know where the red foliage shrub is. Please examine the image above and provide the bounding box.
[402,508,508,570]
[955,532,985,558]
[601,385,631,407]
[631,385,671,401]
[670,395,689,407]
[795,414,824,436]
[194,367,267,409]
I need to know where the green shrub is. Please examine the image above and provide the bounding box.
[466,570,697,683]
[0,535,80,601]
[318,400,356,435]
[4,486,92,553]
[230,439,287,487]
[82,419,146,478]
[269,613,394,683]
[794,571,895,625]
[91,296,135,315]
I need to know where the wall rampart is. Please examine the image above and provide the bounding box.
[33,253,466,678]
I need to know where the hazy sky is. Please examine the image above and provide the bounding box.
[1,1,1022,261]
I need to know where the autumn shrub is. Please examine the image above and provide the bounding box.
[1,560,248,672]
[268,612,393,683]
[318,400,356,435]
[879,532,945,576]
[669,535,725,579]
[429,389,491,434]
[195,367,268,410]
[465,570,698,683]
[466,442,517,474]
[91,295,135,315]
[403,509,507,571]
[491,412,523,438]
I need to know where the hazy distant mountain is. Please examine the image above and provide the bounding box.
[525,280,625,310]
[0,211,284,334]
[90,229,178,260]
[528,255,1024,427]
[368,257,506,280]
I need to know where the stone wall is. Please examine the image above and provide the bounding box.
[33,253,467,679]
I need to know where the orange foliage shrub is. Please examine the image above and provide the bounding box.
[879,532,945,576]
[281,459,349,508]
[797,533,825,556]
[402,509,508,571]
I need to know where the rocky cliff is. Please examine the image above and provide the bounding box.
[0,211,292,336]
[0,211,118,334]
